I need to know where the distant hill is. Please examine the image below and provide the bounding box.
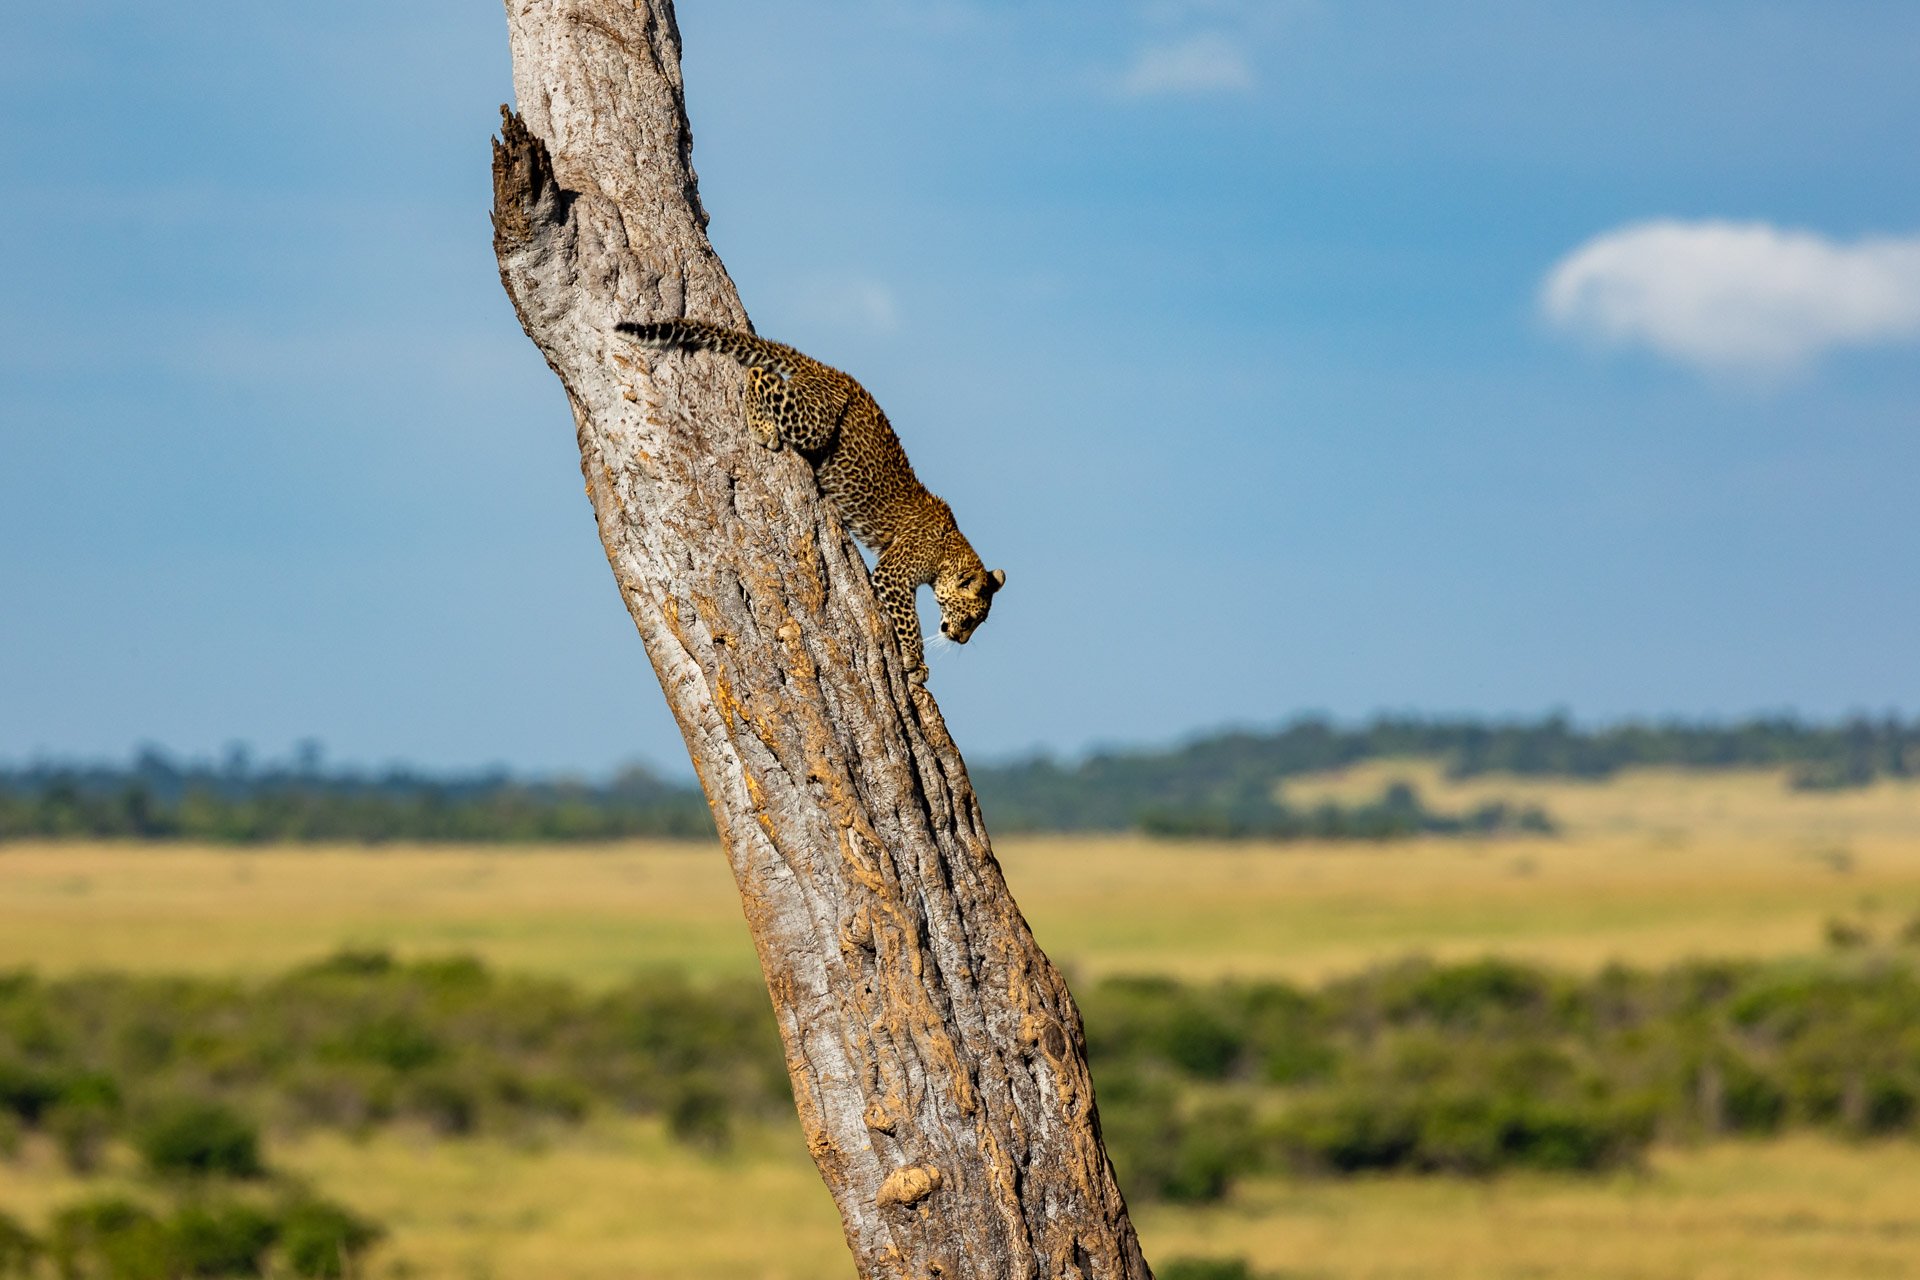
[3,714,1914,843]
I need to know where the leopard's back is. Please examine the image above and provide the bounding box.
[617,318,1001,683]
[813,393,948,550]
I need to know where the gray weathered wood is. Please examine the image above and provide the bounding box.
[491,4,1151,1277]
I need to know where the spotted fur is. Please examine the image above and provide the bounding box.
[616,319,1005,684]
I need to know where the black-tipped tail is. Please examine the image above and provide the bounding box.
[615,319,716,351]
[613,319,796,375]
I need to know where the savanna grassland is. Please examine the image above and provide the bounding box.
[7,768,1920,986]
[4,766,1920,1279]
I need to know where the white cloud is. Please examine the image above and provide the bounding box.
[1541,219,1920,377]
[1120,32,1255,97]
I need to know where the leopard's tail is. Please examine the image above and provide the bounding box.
[615,319,803,377]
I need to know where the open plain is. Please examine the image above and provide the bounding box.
[4,766,1920,1278]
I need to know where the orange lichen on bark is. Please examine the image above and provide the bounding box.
[877,1165,943,1209]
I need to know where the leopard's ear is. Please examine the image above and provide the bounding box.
[988,569,1006,591]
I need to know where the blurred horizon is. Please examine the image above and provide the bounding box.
[8,705,1919,785]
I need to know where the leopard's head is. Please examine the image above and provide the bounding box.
[933,554,1005,645]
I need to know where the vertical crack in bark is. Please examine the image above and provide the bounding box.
[492,2,1153,1277]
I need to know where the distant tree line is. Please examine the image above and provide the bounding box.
[1137,780,1553,840]
[0,746,714,843]
[3,713,1914,843]
[973,712,1920,832]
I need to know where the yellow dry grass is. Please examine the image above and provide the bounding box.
[6,1123,1917,1280]
[3,768,1919,986]
[0,842,758,985]
[1135,1135,1920,1280]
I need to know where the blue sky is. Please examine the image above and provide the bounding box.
[3,1,1917,775]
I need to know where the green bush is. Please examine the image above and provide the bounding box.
[0,1210,39,1280]
[666,1076,734,1153]
[1270,1091,1420,1174]
[1272,1085,1650,1176]
[1407,958,1553,1026]
[168,1201,279,1277]
[1163,1004,1246,1079]
[0,1058,63,1125]
[277,1196,382,1280]
[1097,1073,1258,1203]
[49,1099,116,1174]
[328,1014,443,1073]
[48,1197,174,1280]
[398,1070,479,1136]
[136,1100,265,1180]
[1160,1101,1261,1202]
[40,1193,377,1280]
[1158,1258,1254,1280]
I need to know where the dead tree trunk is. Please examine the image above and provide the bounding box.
[489,3,1151,1278]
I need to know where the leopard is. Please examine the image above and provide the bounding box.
[615,318,1005,685]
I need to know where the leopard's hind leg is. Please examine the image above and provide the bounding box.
[743,367,785,451]
[745,366,852,453]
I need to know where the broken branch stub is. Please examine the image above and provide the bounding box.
[489,3,1151,1276]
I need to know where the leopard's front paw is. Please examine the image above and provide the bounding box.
[906,663,930,687]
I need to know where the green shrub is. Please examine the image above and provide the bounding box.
[49,1100,116,1174]
[0,1059,63,1126]
[1158,1258,1254,1280]
[1161,1101,1260,1202]
[666,1076,734,1153]
[48,1196,174,1280]
[1098,1073,1257,1204]
[0,1210,39,1280]
[1390,958,1553,1028]
[1718,1058,1788,1135]
[168,1201,279,1277]
[1422,1093,1645,1174]
[136,1100,264,1180]
[1862,1076,1919,1134]
[329,1014,443,1073]
[1164,1004,1245,1079]
[42,1072,123,1174]
[280,1062,393,1132]
[1271,1091,1421,1174]
[1273,1085,1649,1176]
[46,1193,384,1280]
[1238,984,1334,1086]
[399,1071,479,1136]
[297,949,394,979]
[493,1072,590,1125]
[41,1193,376,1280]
[276,1196,381,1279]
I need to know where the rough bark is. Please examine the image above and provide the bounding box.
[490,4,1151,1278]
